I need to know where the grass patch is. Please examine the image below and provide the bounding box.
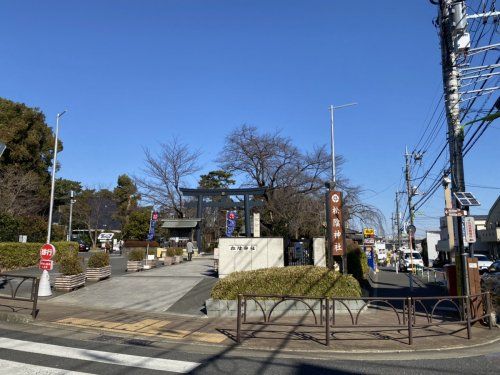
[211,266,361,300]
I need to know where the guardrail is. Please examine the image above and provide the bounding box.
[235,292,494,346]
[0,274,39,318]
[414,265,447,284]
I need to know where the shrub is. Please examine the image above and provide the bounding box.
[174,248,184,256]
[0,241,79,272]
[128,249,144,261]
[59,254,83,276]
[211,266,361,300]
[87,252,110,268]
[165,248,176,257]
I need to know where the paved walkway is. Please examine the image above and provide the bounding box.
[2,265,499,353]
[44,258,217,316]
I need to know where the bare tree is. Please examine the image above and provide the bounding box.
[71,188,116,249]
[0,167,44,216]
[136,138,201,218]
[217,125,384,237]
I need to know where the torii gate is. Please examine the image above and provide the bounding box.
[180,187,266,250]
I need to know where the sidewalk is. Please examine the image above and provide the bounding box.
[2,266,499,354]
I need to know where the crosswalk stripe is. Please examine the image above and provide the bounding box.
[0,337,200,373]
[0,358,93,375]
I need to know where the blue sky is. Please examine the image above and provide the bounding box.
[1,1,498,236]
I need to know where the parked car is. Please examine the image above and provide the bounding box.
[481,260,500,319]
[78,241,90,252]
[474,254,493,273]
[399,251,424,272]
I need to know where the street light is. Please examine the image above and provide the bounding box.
[47,110,67,244]
[329,103,357,187]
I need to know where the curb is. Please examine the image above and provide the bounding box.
[28,316,500,357]
[0,311,34,325]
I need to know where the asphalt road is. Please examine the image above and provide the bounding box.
[0,323,499,375]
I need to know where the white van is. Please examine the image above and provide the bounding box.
[399,251,424,272]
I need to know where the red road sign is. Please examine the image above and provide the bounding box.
[39,260,53,271]
[40,243,56,261]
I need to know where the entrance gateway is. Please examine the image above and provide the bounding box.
[180,187,266,250]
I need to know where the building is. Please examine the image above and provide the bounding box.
[478,196,500,259]
[437,214,490,261]
[425,230,441,264]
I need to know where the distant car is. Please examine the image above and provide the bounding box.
[399,251,424,272]
[474,254,493,272]
[78,241,90,252]
[431,258,450,268]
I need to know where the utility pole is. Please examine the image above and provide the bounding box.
[395,191,403,250]
[442,174,456,263]
[436,0,470,295]
[67,190,75,242]
[404,147,415,247]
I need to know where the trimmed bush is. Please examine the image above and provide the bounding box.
[165,248,176,257]
[59,254,83,276]
[87,252,110,268]
[211,266,361,300]
[124,240,159,247]
[0,241,79,272]
[174,248,184,256]
[128,249,144,261]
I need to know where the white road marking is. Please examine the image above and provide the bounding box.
[0,337,200,373]
[0,358,93,375]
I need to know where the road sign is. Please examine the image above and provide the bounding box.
[464,216,476,243]
[363,228,375,237]
[39,260,53,271]
[97,233,114,241]
[40,243,56,261]
[445,208,468,217]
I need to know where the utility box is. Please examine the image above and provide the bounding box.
[467,258,481,294]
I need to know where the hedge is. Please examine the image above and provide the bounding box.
[346,241,369,282]
[0,242,79,272]
[211,266,361,300]
[123,240,159,247]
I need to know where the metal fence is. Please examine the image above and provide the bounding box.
[0,274,39,318]
[236,292,494,346]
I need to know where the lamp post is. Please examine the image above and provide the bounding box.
[326,103,357,274]
[46,110,67,244]
[328,103,357,187]
[67,190,75,241]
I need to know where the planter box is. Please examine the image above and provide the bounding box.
[145,259,157,268]
[174,255,183,264]
[55,273,85,291]
[163,256,173,266]
[127,260,143,272]
[86,265,111,281]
